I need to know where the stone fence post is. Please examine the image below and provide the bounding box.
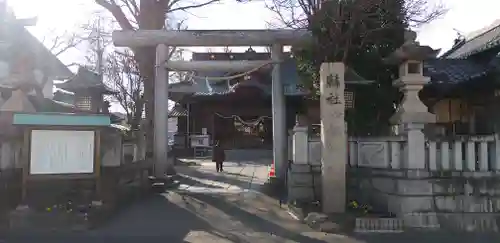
[292,126,309,164]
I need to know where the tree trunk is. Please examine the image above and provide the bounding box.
[135,0,166,158]
[139,51,156,157]
[131,95,144,130]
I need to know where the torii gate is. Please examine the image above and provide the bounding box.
[112,29,312,178]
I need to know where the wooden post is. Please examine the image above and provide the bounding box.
[320,62,346,213]
[94,129,102,198]
[212,113,216,145]
[21,129,31,202]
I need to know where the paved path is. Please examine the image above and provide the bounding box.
[2,158,500,242]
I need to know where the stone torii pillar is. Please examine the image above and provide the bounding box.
[154,44,171,176]
[271,44,287,179]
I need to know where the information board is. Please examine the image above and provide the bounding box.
[30,130,95,175]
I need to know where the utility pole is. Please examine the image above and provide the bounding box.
[96,17,105,113]
[0,0,7,46]
[96,17,104,77]
[0,0,5,19]
[0,0,6,19]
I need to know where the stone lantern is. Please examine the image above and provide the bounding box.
[384,30,440,170]
[384,30,439,129]
[383,30,441,226]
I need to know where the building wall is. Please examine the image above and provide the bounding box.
[185,96,300,149]
[428,97,497,136]
[431,99,472,124]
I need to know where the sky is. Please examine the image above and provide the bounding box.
[9,0,500,53]
[7,0,500,112]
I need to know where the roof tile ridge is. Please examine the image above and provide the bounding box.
[463,20,500,44]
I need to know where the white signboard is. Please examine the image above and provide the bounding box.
[190,134,210,147]
[30,130,95,175]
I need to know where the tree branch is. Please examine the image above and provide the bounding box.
[95,0,135,30]
[168,0,220,13]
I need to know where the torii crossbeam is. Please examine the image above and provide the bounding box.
[112,29,312,47]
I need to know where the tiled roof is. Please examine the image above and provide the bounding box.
[190,59,307,97]
[1,11,72,79]
[423,59,490,84]
[191,71,234,96]
[444,21,500,59]
[168,105,187,117]
[170,56,369,99]
[57,67,114,94]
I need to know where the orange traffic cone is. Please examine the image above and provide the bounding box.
[268,162,276,178]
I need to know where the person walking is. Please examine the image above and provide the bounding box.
[212,140,225,172]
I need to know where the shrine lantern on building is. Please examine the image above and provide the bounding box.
[56,67,115,113]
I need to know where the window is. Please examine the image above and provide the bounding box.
[76,96,92,110]
[407,62,421,74]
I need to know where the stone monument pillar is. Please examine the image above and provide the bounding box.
[320,62,346,213]
[384,30,439,226]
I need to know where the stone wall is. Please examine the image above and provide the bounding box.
[287,137,321,203]
[287,128,500,231]
[350,168,500,231]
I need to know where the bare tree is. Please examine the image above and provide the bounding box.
[41,29,85,57]
[94,0,219,160]
[105,49,144,129]
[79,12,115,74]
[77,12,189,129]
[267,0,447,29]
[266,0,447,62]
[33,30,84,98]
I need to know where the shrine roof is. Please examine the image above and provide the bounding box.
[1,11,72,79]
[190,58,305,96]
[168,51,370,100]
[56,67,115,94]
[53,89,75,104]
[423,59,490,84]
[442,20,500,59]
[27,95,75,113]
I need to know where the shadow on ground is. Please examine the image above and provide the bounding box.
[1,194,243,243]
[176,166,257,190]
[171,174,226,190]
[186,192,326,243]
